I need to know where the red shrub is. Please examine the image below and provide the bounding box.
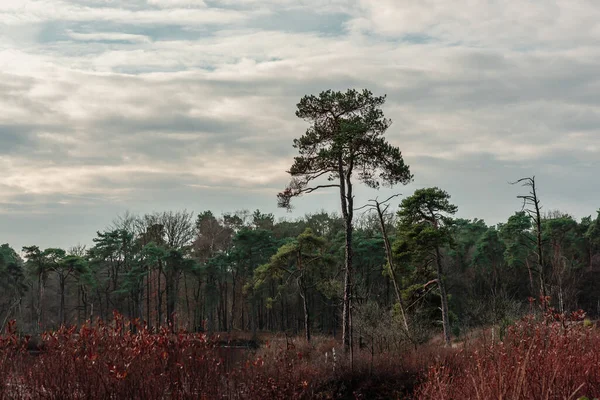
[0,313,324,399]
[23,315,236,399]
[0,320,29,399]
[416,310,600,399]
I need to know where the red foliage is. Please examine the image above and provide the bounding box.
[0,313,322,399]
[8,307,598,399]
[416,309,600,399]
[0,320,28,398]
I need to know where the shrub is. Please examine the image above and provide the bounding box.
[0,314,332,399]
[416,309,600,399]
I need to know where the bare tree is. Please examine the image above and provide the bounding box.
[356,194,411,339]
[511,176,547,303]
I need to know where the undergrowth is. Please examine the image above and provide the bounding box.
[416,304,599,399]
[3,305,600,399]
[0,313,425,399]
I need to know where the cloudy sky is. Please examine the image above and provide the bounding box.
[1,0,599,250]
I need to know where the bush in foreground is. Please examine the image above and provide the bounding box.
[0,314,431,399]
[416,308,600,399]
[0,313,323,399]
[10,308,600,399]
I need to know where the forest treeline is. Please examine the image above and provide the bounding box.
[1,200,600,343]
[2,89,599,348]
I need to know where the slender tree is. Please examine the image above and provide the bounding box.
[396,187,457,347]
[22,246,48,332]
[278,89,412,350]
[512,176,547,303]
[0,244,26,331]
[43,248,67,326]
[54,254,89,325]
[356,195,411,337]
[253,228,333,342]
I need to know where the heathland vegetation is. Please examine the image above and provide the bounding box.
[2,89,600,398]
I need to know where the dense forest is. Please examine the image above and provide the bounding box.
[2,184,600,347]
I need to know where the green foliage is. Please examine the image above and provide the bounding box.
[278,88,412,208]
[449,218,488,270]
[394,188,458,344]
[586,209,600,252]
[0,244,27,297]
[396,187,457,268]
[498,211,533,268]
[253,228,334,291]
[472,228,505,270]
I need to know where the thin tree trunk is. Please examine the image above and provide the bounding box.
[229,278,237,331]
[59,276,66,326]
[82,287,88,322]
[30,283,36,329]
[37,274,44,333]
[374,201,410,335]
[166,272,178,331]
[534,194,546,300]
[300,283,311,342]
[340,155,354,352]
[435,247,451,347]
[241,297,245,332]
[77,284,82,326]
[146,268,151,328]
[280,291,285,332]
[526,259,535,297]
[157,261,163,327]
[193,283,202,331]
[223,283,228,332]
[184,274,191,329]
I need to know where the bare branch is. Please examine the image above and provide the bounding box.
[303,184,340,194]
[372,193,403,206]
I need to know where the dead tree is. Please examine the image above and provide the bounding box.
[356,194,412,340]
[511,176,548,304]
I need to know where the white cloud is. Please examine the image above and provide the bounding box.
[0,0,255,26]
[66,31,152,43]
[351,0,600,49]
[147,0,207,7]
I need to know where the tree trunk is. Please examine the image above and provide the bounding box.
[342,221,353,351]
[30,284,36,329]
[157,262,163,327]
[146,268,151,328]
[81,285,88,325]
[534,205,546,300]
[299,281,311,342]
[229,277,237,331]
[241,297,245,331]
[59,276,66,326]
[251,299,257,339]
[280,289,285,332]
[193,283,202,331]
[37,274,44,333]
[340,156,354,352]
[166,274,177,331]
[435,247,451,347]
[375,201,410,335]
[77,284,82,326]
[223,283,228,332]
[184,274,191,329]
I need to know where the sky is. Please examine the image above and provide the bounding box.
[1,0,599,251]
